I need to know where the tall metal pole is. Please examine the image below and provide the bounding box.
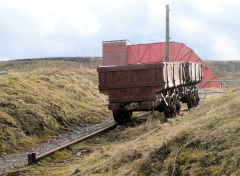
[166,4,170,62]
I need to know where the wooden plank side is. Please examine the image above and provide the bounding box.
[174,63,181,87]
[192,63,196,82]
[167,63,174,88]
[98,62,203,103]
[97,62,164,72]
[184,62,191,84]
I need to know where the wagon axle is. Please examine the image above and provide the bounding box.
[111,87,200,124]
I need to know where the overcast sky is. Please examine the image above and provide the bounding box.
[0,0,240,61]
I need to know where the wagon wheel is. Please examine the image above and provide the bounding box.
[112,110,132,125]
[192,90,197,107]
[187,89,192,109]
[171,94,177,118]
[169,98,176,118]
[176,99,181,115]
[192,96,197,107]
[164,107,170,119]
[195,90,200,106]
[163,96,171,120]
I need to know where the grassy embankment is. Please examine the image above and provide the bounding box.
[0,58,110,154]
[2,59,240,175]
[6,85,240,176]
[5,60,240,176]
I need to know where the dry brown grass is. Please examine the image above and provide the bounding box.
[0,59,110,154]
[4,60,240,175]
[8,86,240,176]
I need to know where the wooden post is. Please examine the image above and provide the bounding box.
[28,153,36,165]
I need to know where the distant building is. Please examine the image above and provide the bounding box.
[102,40,221,88]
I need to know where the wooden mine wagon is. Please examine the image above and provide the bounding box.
[97,61,203,124]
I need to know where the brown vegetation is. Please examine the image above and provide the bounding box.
[0,59,109,153]
[3,59,240,175]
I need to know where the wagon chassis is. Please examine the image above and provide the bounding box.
[110,84,200,124]
[98,62,203,124]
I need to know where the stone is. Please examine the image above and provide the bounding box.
[76,152,81,157]
[71,166,80,175]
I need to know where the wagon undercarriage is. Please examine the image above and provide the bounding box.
[98,62,203,125]
[110,86,200,124]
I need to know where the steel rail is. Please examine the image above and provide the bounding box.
[201,80,240,82]
[198,91,225,94]
[27,112,149,165]
[28,122,116,165]
[0,69,17,74]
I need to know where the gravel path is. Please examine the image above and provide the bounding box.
[0,119,114,175]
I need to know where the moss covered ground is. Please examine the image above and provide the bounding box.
[0,59,109,154]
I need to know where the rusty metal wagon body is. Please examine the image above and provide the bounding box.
[97,60,202,123]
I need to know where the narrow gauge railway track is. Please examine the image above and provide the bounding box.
[0,113,149,174]
[27,112,149,165]
[0,119,115,173]
[28,121,116,165]
[0,111,186,175]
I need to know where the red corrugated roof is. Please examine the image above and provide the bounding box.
[127,42,221,88]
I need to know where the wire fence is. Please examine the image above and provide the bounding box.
[198,80,240,104]
[0,69,17,74]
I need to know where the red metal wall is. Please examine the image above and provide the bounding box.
[127,42,221,88]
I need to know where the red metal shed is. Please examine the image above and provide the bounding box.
[127,42,221,88]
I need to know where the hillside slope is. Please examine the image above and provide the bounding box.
[0,59,109,153]
[2,59,240,175]
[205,60,240,80]
[0,57,101,71]
[6,86,240,176]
